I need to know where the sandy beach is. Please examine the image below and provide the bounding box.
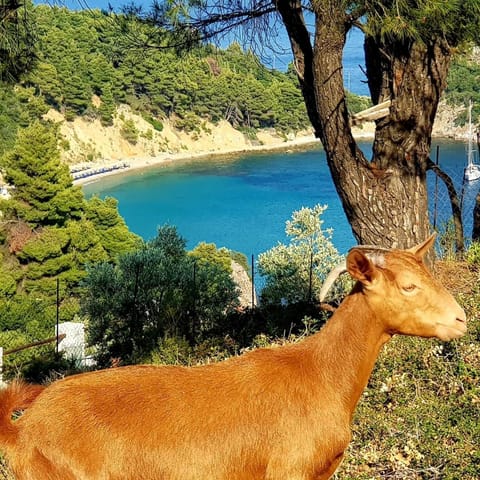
[71,125,379,187]
[71,134,321,186]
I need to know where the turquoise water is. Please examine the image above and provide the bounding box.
[83,139,477,257]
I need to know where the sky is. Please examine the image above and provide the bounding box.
[36,0,369,95]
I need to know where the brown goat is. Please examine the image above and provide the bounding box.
[0,235,467,480]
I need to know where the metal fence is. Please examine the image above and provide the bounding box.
[429,144,478,245]
[0,279,82,382]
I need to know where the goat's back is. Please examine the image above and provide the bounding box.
[8,346,347,480]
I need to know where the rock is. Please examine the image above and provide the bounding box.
[231,260,257,308]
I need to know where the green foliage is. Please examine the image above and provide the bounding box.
[21,352,84,384]
[143,114,163,131]
[0,121,140,302]
[346,91,372,114]
[258,205,348,305]
[0,266,17,296]
[98,87,116,126]
[174,112,203,133]
[0,0,37,82]
[147,336,193,366]
[19,5,313,136]
[0,294,58,378]
[84,196,142,256]
[0,83,49,156]
[17,227,69,262]
[466,240,480,265]
[149,224,187,257]
[436,219,458,261]
[363,1,480,46]
[147,335,237,367]
[445,55,480,125]
[82,226,239,367]
[190,242,233,273]
[120,119,139,144]
[0,294,84,382]
[1,121,84,227]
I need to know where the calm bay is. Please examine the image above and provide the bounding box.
[83,139,477,257]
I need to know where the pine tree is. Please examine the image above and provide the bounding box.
[98,86,116,126]
[1,121,84,228]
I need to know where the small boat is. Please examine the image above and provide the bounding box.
[463,100,480,182]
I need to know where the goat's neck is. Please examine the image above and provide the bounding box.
[306,292,391,417]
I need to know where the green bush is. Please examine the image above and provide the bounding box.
[82,226,240,367]
[0,272,17,296]
[21,351,85,384]
[258,204,348,305]
[120,119,139,144]
[466,240,480,266]
[174,112,201,133]
[143,114,164,132]
[18,227,69,262]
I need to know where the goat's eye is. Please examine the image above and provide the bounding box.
[402,284,417,293]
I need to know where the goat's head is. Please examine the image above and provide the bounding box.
[328,234,467,341]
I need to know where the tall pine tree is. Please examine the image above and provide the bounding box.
[1,121,84,227]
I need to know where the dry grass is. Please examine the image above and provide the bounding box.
[0,458,13,480]
[433,259,479,296]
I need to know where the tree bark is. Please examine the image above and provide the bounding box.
[276,1,452,249]
[363,37,451,248]
[274,0,321,135]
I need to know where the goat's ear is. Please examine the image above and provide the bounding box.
[346,249,379,286]
[407,233,436,260]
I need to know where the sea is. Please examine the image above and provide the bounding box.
[83,139,478,258]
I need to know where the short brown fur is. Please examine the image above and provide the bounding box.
[0,236,466,480]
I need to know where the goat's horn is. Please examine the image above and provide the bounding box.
[319,246,391,302]
[319,260,347,302]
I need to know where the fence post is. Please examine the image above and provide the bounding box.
[251,254,255,309]
[433,145,440,230]
[192,260,197,339]
[56,278,60,355]
[308,250,313,302]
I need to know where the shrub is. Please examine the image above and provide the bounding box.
[120,119,139,144]
[258,204,349,305]
[143,114,163,132]
[21,352,84,384]
[174,112,201,133]
[466,240,480,266]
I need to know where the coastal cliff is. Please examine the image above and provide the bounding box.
[45,100,467,173]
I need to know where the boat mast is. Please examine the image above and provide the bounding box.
[468,100,474,167]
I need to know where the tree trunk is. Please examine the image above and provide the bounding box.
[363,36,451,248]
[278,1,451,249]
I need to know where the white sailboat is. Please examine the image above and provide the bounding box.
[463,100,480,182]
